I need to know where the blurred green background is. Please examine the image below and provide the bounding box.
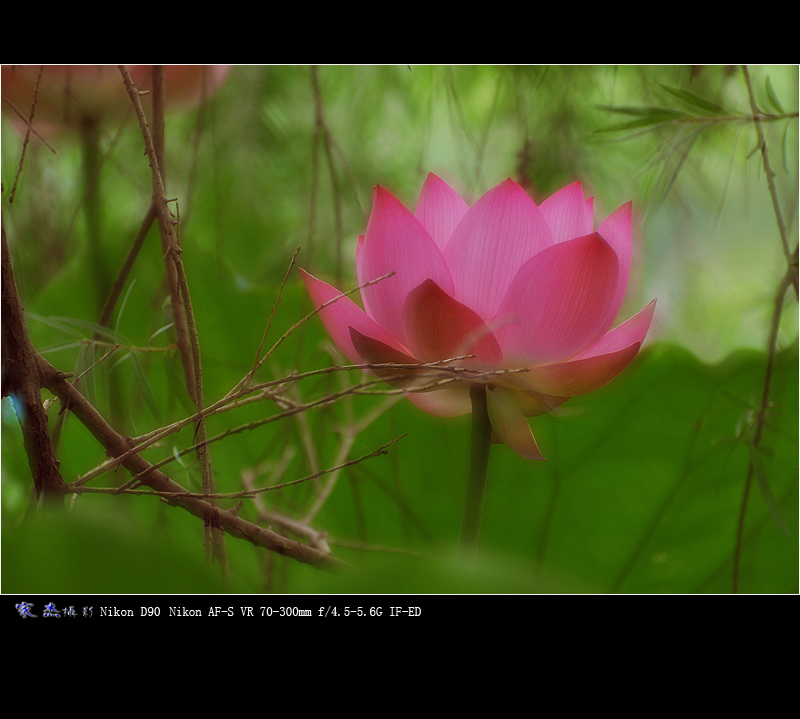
[2,64,797,594]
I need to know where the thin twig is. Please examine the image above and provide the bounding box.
[255,270,396,373]
[247,246,301,386]
[74,435,404,502]
[742,65,798,294]
[7,66,52,203]
[118,65,225,572]
[96,203,157,330]
[220,269,396,406]
[150,68,196,405]
[732,265,794,593]
[310,66,344,282]
[241,448,332,553]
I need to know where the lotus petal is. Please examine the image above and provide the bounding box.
[486,385,545,461]
[493,233,619,364]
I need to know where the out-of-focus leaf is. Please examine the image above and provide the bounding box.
[162,351,197,415]
[597,106,691,133]
[780,121,792,174]
[38,341,90,354]
[149,322,175,343]
[659,83,731,116]
[26,312,89,339]
[764,75,785,115]
[114,278,137,334]
[128,351,162,423]
[748,441,789,536]
[46,315,127,343]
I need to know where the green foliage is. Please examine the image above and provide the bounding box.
[1,64,797,594]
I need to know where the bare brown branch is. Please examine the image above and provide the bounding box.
[1,217,65,505]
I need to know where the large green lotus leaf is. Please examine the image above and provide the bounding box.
[298,341,797,594]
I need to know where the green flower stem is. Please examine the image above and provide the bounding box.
[459,384,493,560]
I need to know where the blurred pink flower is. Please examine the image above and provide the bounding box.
[302,174,655,460]
[1,64,230,135]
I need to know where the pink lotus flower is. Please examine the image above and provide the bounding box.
[301,174,655,460]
